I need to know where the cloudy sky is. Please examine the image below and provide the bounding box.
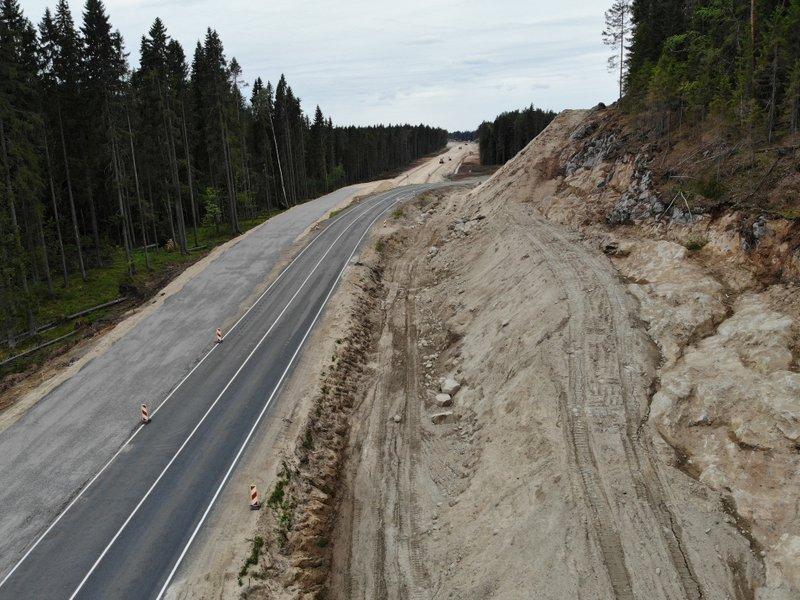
[22,0,618,131]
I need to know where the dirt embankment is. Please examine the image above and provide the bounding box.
[234,109,797,599]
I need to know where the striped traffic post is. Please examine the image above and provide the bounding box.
[215,328,223,344]
[140,403,150,424]
[250,485,261,510]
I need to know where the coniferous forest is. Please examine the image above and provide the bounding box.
[476,106,556,165]
[0,0,446,341]
[621,0,800,136]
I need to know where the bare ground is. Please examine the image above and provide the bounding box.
[325,188,759,600]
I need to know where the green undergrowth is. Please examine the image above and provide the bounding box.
[683,235,709,252]
[267,461,295,549]
[2,212,280,376]
[238,535,265,586]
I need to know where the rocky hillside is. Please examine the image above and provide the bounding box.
[472,106,800,598]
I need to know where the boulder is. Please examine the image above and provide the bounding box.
[435,393,452,407]
[441,378,461,395]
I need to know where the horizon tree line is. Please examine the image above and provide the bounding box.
[476,105,556,165]
[0,0,447,342]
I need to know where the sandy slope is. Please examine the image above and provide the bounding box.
[469,107,799,598]
[327,186,757,599]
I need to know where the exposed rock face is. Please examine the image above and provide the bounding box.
[565,131,619,174]
[622,240,728,367]
[471,107,800,597]
[649,293,800,598]
[652,293,798,450]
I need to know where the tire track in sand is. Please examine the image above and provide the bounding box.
[508,204,702,600]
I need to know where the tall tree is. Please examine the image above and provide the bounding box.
[603,0,631,99]
[0,0,41,332]
[82,0,127,267]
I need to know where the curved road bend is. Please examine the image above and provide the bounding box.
[0,184,439,600]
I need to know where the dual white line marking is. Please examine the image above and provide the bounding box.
[155,192,409,599]
[66,190,405,599]
[0,188,404,595]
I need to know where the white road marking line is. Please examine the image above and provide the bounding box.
[155,192,411,600]
[65,191,406,600]
[0,189,399,592]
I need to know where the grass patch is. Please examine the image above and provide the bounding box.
[375,239,385,253]
[776,208,800,220]
[238,535,265,586]
[683,235,709,252]
[327,207,345,219]
[267,461,295,548]
[391,207,404,219]
[302,427,313,450]
[690,176,727,202]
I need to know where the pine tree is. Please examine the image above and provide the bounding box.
[1,0,41,333]
[603,0,631,99]
[82,0,126,267]
[309,106,327,190]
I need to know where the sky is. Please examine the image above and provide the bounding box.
[21,0,619,131]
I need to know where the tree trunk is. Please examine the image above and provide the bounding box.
[166,115,188,253]
[181,106,199,247]
[219,115,240,234]
[283,114,298,205]
[36,204,53,294]
[158,81,188,254]
[126,107,150,270]
[1,117,36,333]
[768,42,779,142]
[42,127,69,286]
[109,115,134,276]
[266,107,289,209]
[58,105,86,281]
[147,176,159,252]
[82,163,102,267]
[165,188,176,244]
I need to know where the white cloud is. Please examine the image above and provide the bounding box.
[22,0,619,130]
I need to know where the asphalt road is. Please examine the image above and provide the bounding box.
[0,184,433,600]
[0,180,379,573]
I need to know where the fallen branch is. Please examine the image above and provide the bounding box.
[5,297,128,347]
[0,330,78,367]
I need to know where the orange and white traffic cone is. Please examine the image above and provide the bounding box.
[215,328,223,344]
[250,485,261,510]
[140,403,150,424]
